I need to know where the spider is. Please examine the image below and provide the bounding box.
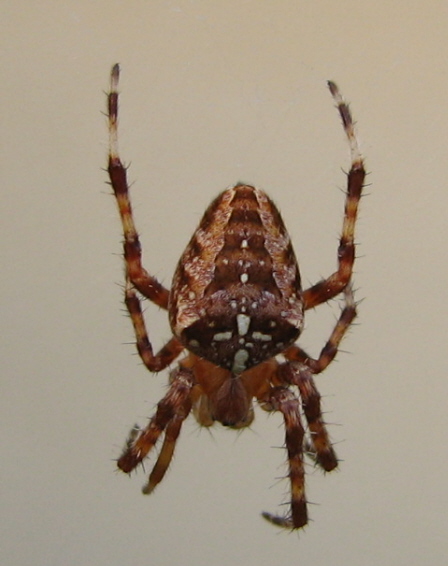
[107,64,366,529]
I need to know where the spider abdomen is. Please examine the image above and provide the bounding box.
[169,184,304,373]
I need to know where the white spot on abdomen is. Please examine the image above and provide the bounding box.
[232,349,249,374]
[213,331,233,342]
[252,331,272,342]
[236,313,251,336]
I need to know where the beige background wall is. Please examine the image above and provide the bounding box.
[2,2,447,565]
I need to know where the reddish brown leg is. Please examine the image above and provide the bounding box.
[281,362,338,472]
[142,404,192,494]
[303,82,366,310]
[117,366,195,476]
[285,284,357,374]
[261,387,307,529]
[125,280,184,372]
[107,64,183,371]
[107,64,170,308]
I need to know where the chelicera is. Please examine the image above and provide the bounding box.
[107,64,366,529]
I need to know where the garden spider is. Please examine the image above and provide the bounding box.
[107,64,365,529]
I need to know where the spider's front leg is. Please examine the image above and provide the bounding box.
[303,82,366,310]
[107,64,184,371]
[108,64,170,309]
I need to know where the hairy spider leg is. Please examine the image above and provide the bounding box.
[142,407,191,494]
[261,386,308,529]
[285,362,338,471]
[285,284,357,373]
[303,82,365,310]
[108,64,184,371]
[117,367,194,478]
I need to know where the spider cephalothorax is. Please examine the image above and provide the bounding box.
[107,64,366,529]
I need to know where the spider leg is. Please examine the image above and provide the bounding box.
[125,277,184,371]
[281,362,338,471]
[285,284,357,374]
[108,65,183,371]
[117,366,195,475]
[261,387,308,529]
[303,82,366,310]
[107,64,170,308]
[142,401,192,494]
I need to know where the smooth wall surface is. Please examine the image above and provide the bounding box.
[2,2,447,565]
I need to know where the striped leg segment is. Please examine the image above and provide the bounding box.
[286,284,357,374]
[108,64,170,308]
[117,367,194,478]
[125,280,184,372]
[107,64,183,372]
[142,408,191,494]
[286,362,338,471]
[262,387,307,529]
[303,82,365,310]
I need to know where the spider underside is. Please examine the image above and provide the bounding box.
[107,64,366,529]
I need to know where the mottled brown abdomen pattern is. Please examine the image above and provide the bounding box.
[169,184,303,373]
